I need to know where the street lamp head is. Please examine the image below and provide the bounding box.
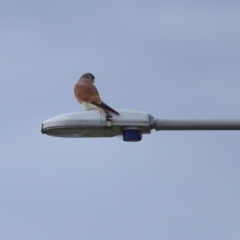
[41,110,152,142]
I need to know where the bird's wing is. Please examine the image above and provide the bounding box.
[74,79,101,104]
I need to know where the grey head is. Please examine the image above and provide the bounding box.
[81,73,95,83]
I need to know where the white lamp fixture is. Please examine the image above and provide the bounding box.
[42,109,240,142]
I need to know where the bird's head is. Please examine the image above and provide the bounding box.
[81,73,95,83]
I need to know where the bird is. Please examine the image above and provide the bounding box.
[74,73,119,120]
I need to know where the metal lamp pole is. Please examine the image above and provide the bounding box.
[153,119,240,131]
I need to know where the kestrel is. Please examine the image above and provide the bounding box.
[74,73,119,120]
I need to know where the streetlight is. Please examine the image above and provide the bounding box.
[41,109,240,142]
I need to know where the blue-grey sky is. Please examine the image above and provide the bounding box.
[1,1,240,239]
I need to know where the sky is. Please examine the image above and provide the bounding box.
[1,1,240,239]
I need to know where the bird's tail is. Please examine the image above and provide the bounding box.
[91,102,119,115]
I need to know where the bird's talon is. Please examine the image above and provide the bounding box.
[106,120,112,127]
